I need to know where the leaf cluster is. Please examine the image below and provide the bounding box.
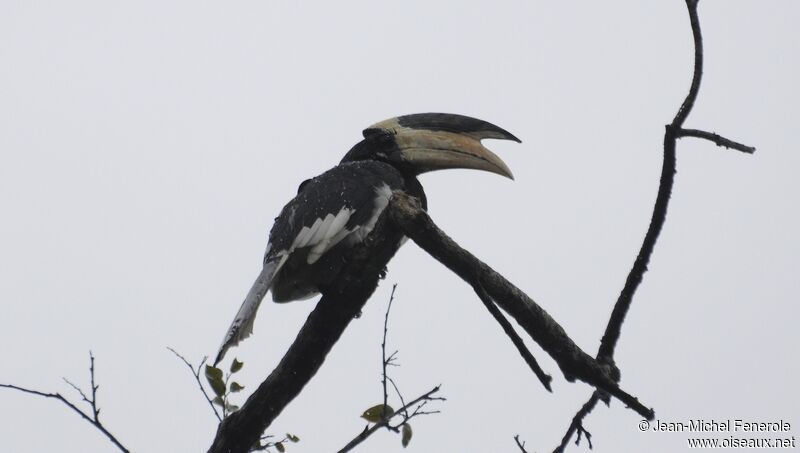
[205,358,245,416]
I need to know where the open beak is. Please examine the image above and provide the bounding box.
[366,113,520,179]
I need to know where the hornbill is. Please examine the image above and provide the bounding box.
[214,113,520,364]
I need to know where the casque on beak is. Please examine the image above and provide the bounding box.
[366,113,520,179]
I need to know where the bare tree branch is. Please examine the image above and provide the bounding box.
[473,281,552,392]
[514,434,530,453]
[208,184,657,451]
[381,284,398,413]
[168,347,223,422]
[336,386,445,453]
[676,128,755,153]
[388,377,408,418]
[389,192,653,420]
[337,283,443,452]
[554,1,755,451]
[0,354,130,453]
[554,393,600,453]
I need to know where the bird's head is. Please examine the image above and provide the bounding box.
[342,113,520,179]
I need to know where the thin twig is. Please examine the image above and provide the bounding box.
[575,425,593,450]
[388,377,409,418]
[515,434,530,453]
[677,128,755,153]
[381,284,397,413]
[62,352,101,421]
[336,386,445,453]
[554,392,600,453]
[89,352,100,421]
[473,281,552,392]
[1,355,130,453]
[672,0,704,130]
[337,285,443,452]
[63,378,93,407]
[168,347,223,422]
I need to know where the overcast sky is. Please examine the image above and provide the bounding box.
[1,1,798,452]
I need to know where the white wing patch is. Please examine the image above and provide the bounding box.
[285,208,356,264]
[283,183,393,264]
[215,183,396,364]
[307,209,355,263]
[349,183,393,243]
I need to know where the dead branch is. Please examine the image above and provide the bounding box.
[168,347,223,422]
[473,281,552,392]
[0,352,129,453]
[514,434,530,453]
[676,128,756,153]
[388,192,653,419]
[336,386,445,453]
[381,284,398,414]
[553,1,755,451]
[337,283,444,452]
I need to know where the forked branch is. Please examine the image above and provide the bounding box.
[0,352,129,453]
[553,1,755,451]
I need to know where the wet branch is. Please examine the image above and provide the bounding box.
[676,128,756,153]
[389,192,652,420]
[473,281,552,392]
[553,1,755,451]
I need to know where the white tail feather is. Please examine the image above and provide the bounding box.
[214,261,279,365]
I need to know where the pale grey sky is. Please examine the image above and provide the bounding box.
[1,1,797,452]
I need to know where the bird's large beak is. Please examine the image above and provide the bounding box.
[365,113,520,179]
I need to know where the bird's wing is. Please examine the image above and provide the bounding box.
[214,203,364,365]
[288,207,357,264]
[265,164,400,265]
[214,163,403,364]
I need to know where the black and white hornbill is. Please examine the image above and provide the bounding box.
[214,113,520,364]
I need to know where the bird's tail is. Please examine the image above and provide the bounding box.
[214,260,279,365]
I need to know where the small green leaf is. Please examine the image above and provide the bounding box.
[205,364,223,381]
[275,442,285,452]
[361,404,394,422]
[204,365,226,396]
[210,379,226,397]
[229,381,245,392]
[225,402,239,412]
[287,433,300,443]
[212,396,224,407]
[230,358,244,373]
[401,423,413,448]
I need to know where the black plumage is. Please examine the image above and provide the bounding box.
[215,113,518,364]
[267,160,425,302]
